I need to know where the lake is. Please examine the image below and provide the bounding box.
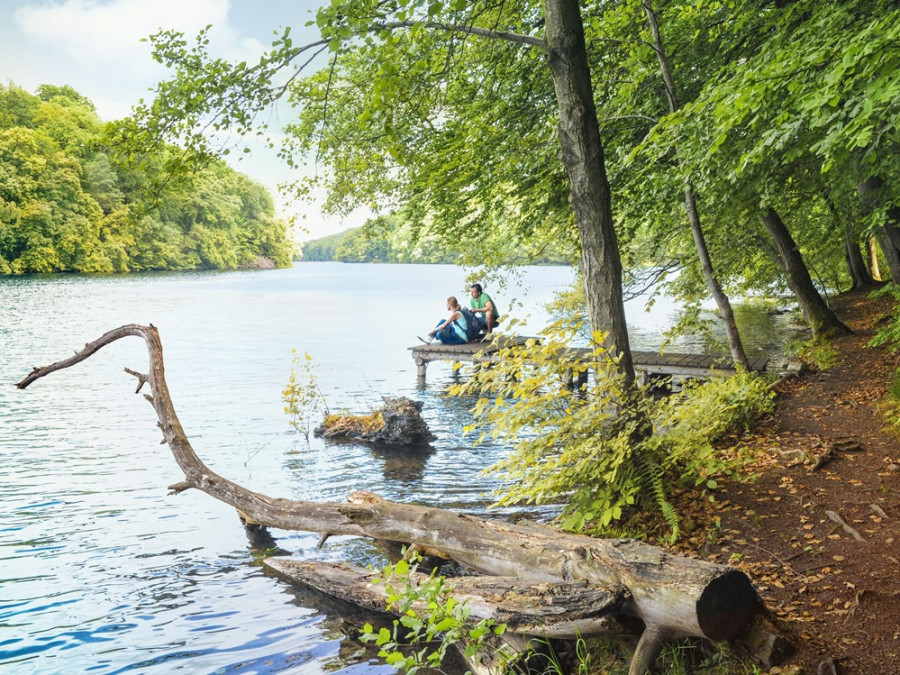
[0,263,798,673]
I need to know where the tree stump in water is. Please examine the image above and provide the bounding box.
[315,396,435,445]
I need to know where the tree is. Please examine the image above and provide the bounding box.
[638,0,749,367]
[0,83,293,274]
[628,0,898,337]
[115,0,638,380]
[759,206,850,337]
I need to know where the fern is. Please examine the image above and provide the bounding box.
[634,449,679,540]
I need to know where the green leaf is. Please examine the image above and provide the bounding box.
[376,626,391,646]
[385,652,405,665]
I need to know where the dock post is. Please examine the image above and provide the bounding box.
[415,357,427,381]
[576,369,588,388]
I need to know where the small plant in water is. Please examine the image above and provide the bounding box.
[360,552,507,672]
[282,350,329,440]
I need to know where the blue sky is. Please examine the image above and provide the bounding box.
[0,0,363,239]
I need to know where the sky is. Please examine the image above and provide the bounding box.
[0,0,366,240]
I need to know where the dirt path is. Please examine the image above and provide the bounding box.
[678,291,900,674]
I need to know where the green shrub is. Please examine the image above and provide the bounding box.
[891,368,900,402]
[450,318,775,539]
[359,553,506,672]
[798,338,839,370]
[870,283,900,352]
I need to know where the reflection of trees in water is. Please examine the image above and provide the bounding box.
[731,302,808,358]
[629,300,807,358]
[369,443,434,483]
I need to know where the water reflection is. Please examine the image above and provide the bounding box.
[368,444,435,484]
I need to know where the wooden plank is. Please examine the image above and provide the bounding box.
[410,340,770,379]
[673,353,696,367]
[748,356,770,372]
[633,350,665,366]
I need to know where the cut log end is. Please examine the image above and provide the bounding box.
[696,570,759,641]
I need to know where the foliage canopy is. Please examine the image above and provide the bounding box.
[0,83,293,274]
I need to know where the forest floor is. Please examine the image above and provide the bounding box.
[671,289,900,675]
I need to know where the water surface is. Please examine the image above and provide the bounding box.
[0,263,797,673]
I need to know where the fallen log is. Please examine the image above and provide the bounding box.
[17,325,761,674]
[265,559,627,638]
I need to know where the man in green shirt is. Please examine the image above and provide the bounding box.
[469,283,500,334]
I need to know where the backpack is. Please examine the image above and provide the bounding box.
[457,307,482,342]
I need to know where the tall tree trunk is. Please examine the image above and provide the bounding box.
[868,236,882,281]
[542,0,634,383]
[857,176,900,284]
[642,0,749,369]
[821,188,873,290]
[843,234,874,290]
[880,220,900,284]
[875,228,900,284]
[759,207,850,337]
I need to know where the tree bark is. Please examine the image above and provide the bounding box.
[868,235,882,281]
[843,234,874,290]
[857,176,900,284]
[542,0,634,384]
[876,228,900,284]
[758,207,850,338]
[266,559,627,638]
[17,324,761,674]
[642,0,750,369]
[821,188,874,290]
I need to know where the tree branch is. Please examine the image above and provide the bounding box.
[377,20,546,49]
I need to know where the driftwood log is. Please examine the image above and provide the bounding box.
[17,325,761,674]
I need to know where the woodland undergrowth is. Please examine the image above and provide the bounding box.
[450,317,775,540]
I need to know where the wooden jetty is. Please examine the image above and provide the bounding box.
[409,337,769,384]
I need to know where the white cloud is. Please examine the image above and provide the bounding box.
[13,0,263,76]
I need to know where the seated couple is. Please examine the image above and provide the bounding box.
[419,285,501,345]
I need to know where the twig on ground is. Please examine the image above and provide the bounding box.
[824,510,865,541]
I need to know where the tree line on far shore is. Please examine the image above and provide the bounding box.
[0,83,293,275]
[300,214,572,264]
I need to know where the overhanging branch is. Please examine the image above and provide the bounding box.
[377,19,546,49]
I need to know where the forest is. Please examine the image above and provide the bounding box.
[300,213,571,263]
[0,83,293,274]
[116,0,898,373]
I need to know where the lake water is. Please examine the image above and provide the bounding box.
[0,263,798,674]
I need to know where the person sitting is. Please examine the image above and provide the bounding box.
[469,283,500,334]
[419,296,471,345]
